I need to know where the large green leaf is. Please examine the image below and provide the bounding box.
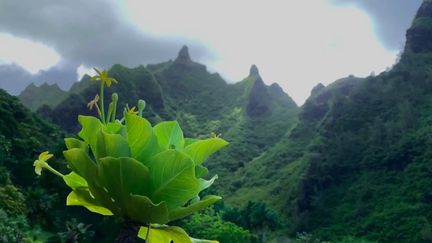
[63,148,97,181]
[64,138,88,152]
[199,175,218,192]
[184,138,198,147]
[191,238,219,243]
[97,157,151,209]
[153,121,184,150]
[63,148,120,214]
[147,150,200,209]
[168,195,222,221]
[67,188,113,216]
[63,172,88,189]
[195,165,209,178]
[95,130,131,159]
[183,138,228,165]
[88,183,122,216]
[138,225,218,243]
[126,194,169,224]
[125,113,158,164]
[78,115,103,154]
[104,121,123,134]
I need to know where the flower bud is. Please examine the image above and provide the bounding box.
[138,100,146,116]
[112,93,118,103]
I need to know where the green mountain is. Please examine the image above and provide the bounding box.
[229,1,432,242]
[35,46,299,195]
[18,82,68,111]
[0,89,63,183]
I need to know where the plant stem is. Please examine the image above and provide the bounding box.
[99,81,105,123]
[107,102,113,124]
[45,164,64,178]
[145,224,151,243]
[95,103,102,119]
[112,100,117,122]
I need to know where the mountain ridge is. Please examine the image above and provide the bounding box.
[27,47,299,208]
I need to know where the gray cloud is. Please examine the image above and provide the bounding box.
[0,61,79,95]
[35,61,80,89]
[0,64,32,95]
[330,0,423,51]
[0,0,211,94]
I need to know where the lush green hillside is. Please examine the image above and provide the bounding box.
[233,1,432,242]
[0,89,81,241]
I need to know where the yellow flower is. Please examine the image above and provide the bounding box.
[33,151,53,176]
[127,106,138,115]
[91,68,118,87]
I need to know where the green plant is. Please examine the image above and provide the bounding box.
[33,69,228,242]
[223,201,280,243]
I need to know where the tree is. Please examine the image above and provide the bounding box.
[224,201,280,243]
[181,207,254,243]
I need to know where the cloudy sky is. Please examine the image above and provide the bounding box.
[0,0,423,104]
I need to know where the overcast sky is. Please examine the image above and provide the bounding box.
[0,0,423,104]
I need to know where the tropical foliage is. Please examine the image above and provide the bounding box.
[33,69,228,242]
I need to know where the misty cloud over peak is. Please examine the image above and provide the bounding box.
[0,0,210,94]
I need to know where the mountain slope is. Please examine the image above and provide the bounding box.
[0,89,66,239]
[30,46,299,202]
[235,1,432,241]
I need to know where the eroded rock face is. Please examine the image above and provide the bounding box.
[405,0,432,53]
[415,0,432,18]
[172,45,207,70]
[246,76,271,117]
[176,45,191,63]
[310,83,325,96]
[406,23,432,53]
[249,64,260,77]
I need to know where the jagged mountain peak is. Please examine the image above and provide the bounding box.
[175,45,192,63]
[172,45,207,71]
[246,76,271,117]
[310,83,325,96]
[19,82,68,111]
[40,82,61,89]
[20,82,63,95]
[269,83,284,94]
[249,64,260,77]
